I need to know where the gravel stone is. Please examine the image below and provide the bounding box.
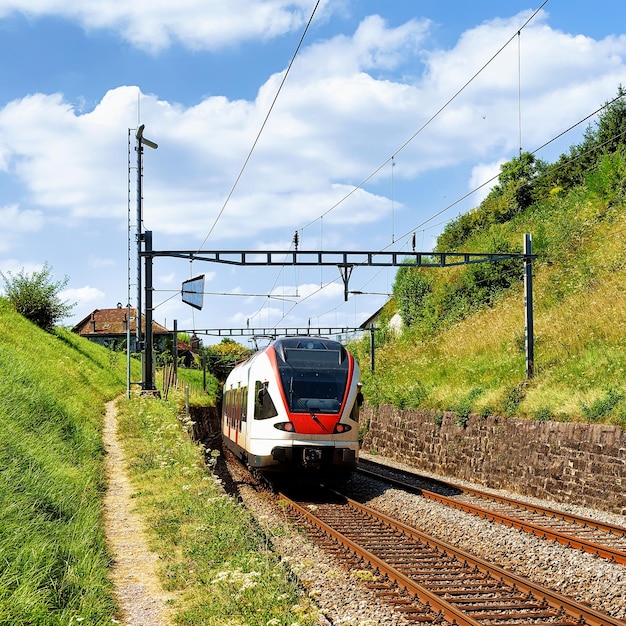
[227,451,626,624]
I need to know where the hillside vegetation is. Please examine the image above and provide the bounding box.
[354,89,626,427]
[0,299,128,623]
[0,300,320,624]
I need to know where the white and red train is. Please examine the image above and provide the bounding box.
[222,336,361,483]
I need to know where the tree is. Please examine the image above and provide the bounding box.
[493,151,547,216]
[547,86,626,191]
[204,338,252,382]
[592,84,626,154]
[392,263,434,328]
[0,263,75,330]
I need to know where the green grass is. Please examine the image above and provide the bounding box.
[354,165,626,426]
[115,393,320,625]
[170,366,219,406]
[0,299,129,625]
[0,299,319,624]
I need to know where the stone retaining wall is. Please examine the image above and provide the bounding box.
[360,405,626,515]
[189,405,221,448]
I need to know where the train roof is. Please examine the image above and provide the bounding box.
[271,336,350,365]
[226,336,350,378]
[271,336,345,350]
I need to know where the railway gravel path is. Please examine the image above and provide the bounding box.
[224,450,626,624]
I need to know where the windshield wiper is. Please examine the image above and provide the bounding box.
[309,411,330,432]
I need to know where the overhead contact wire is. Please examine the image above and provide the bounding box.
[299,0,549,233]
[197,0,321,252]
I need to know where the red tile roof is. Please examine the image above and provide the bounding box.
[72,307,169,336]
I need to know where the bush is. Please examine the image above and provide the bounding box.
[0,263,74,330]
[581,389,624,422]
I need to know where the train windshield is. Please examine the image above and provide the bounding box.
[275,340,349,414]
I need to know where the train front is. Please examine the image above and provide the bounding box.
[254,337,361,483]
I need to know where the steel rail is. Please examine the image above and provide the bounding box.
[426,473,626,537]
[283,491,626,626]
[357,465,626,565]
[346,497,625,626]
[281,493,482,626]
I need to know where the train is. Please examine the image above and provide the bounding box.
[222,336,362,484]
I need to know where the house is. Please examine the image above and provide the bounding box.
[359,302,403,334]
[71,304,175,353]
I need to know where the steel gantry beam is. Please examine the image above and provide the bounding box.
[144,248,531,301]
[146,248,524,266]
[173,326,364,338]
[142,238,536,379]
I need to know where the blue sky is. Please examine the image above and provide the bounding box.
[1,1,625,345]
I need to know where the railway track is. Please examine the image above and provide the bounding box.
[356,458,626,565]
[282,490,625,626]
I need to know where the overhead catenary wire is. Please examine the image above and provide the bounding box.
[170,2,624,335]
[210,43,624,334]
[298,0,549,234]
[196,0,321,253]
[180,2,548,331]
[309,98,626,325]
[188,1,320,335]
[394,93,626,245]
[274,3,549,327]
[264,19,625,334]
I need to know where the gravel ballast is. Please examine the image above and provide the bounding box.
[226,452,626,625]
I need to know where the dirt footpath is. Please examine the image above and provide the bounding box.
[103,400,175,625]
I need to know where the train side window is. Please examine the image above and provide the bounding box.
[254,381,278,419]
[237,386,248,423]
[224,388,237,428]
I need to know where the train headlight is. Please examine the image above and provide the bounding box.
[333,423,352,434]
[274,422,296,432]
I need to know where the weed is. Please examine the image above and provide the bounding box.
[504,383,527,417]
[581,389,625,422]
[532,407,553,422]
[116,394,319,625]
[452,387,483,427]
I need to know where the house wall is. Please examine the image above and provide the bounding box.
[360,404,626,515]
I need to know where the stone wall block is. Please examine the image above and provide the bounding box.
[361,404,626,514]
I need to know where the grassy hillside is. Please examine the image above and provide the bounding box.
[0,301,321,624]
[0,298,129,624]
[354,97,626,427]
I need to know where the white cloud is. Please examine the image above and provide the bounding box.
[418,12,626,156]
[0,0,325,53]
[60,284,104,305]
[0,9,625,261]
[0,204,44,251]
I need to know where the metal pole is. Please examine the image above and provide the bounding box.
[524,233,534,379]
[370,324,375,373]
[135,132,143,353]
[144,230,155,390]
[126,302,131,398]
[127,128,132,399]
[135,124,158,389]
